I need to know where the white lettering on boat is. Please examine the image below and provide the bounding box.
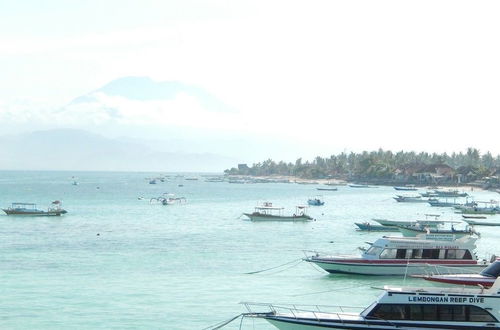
[407,296,484,304]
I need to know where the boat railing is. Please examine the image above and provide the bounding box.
[420,263,488,276]
[241,302,364,321]
[241,302,400,327]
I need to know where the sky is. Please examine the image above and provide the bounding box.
[0,0,499,163]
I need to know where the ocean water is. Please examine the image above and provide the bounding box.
[1,171,499,329]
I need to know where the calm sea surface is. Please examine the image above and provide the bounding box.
[1,171,499,329]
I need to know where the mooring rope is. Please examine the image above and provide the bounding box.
[244,258,303,274]
[202,313,255,330]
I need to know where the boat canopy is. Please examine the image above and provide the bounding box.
[255,206,284,210]
[11,202,37,207]
[481,260,500,278]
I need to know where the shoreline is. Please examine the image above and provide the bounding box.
[227,174,485,191]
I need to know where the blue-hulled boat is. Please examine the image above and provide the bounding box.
[307,196,324,206]
[355,222,399,232]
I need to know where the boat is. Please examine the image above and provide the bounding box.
[415,259,500,288]
[393,195,429,203]
[2,201,68,216]
[462,215,488,219]
[316,187,338,191]
[150,194,187,205]
[149,179,157,184]
[420,191,439,197]
[457,201,500,215]
[305,235,487,275]
[243,277,500,329]
[72,181,78,185]
[185,177,198,181]
[394,185,417,191]
[349,184,377,188]
[433,189,469,197]
[307,196,324,206]
[373,215,444,228]
[463,219,500,226]
[396,224,478,239]
[354,222,399,232]
[204,177,225,183]
[428,197,475,207]
[421,189,469,198]
[243,203,313,222]
[460,207,500,215]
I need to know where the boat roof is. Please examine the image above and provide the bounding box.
[373,235,477,248]
[481,260,500,277]
[383,276,500,295]
[11,202,36,206]
[374,218,445,224]
[255,206,284,210]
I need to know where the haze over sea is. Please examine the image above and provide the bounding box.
[1,170,499,329]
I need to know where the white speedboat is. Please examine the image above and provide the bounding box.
[244,203,313,222]
[244,278,500,329]
[415,259,500,288]
[305,235,487,275]
[396,223,477,239]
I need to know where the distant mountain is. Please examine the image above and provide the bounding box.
[0,129,237,172]
[68,76,231,112]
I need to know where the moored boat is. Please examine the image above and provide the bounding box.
[435,189,469,197]
[394,185,417,191]
[462,215,488,219]
[316,187,338,191]
[349,184,376,188]
[415,259,500,288]
[3,201,68,216]
[244,203,313,222]
[457,201,500,215]
[305,236,487,276]
[307,196,324,206]
[150,194,187,205]
[393,194,429,203]
[244,277,500,329]
[396,223,477,239]
[354,222,399,232]
[463,219,500,226]
[373,216,444,228]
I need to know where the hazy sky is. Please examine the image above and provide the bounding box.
[1,0,499,161]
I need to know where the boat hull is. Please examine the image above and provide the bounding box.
[394,197,428,203]
[394,186,418,191]
[463,220,500,226]
[244,213,313,222]
[354,223,399,232]
[307,201,324,206]
[265,315,495,329]
[374,219,442,228]
[418,274,496,288]
[306,258,486,276]
[3,209,67,216]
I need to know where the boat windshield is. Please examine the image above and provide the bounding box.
[365,246,383,256]
[480,261,500,277]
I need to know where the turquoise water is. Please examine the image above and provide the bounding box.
[1,171,499,329]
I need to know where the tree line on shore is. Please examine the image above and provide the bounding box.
[225,148,500,185]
